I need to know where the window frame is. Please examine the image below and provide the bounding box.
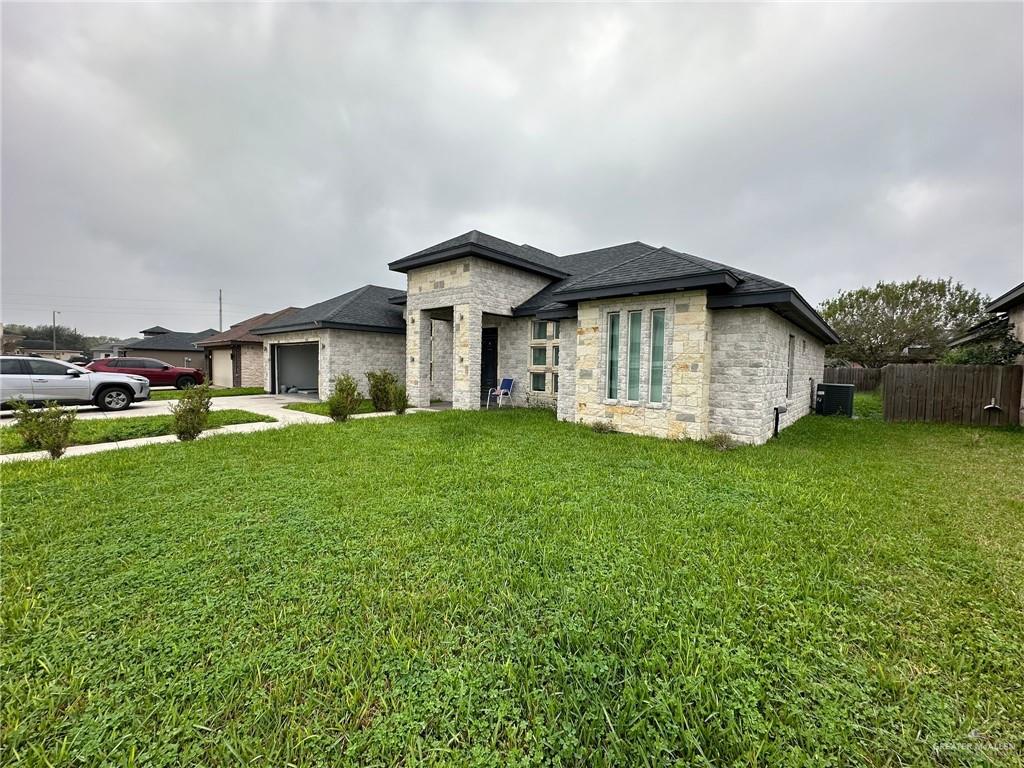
[532,321,547,341]
[626,311,642,401]
[531,346,547,367]
[531,372,546,392]
[649,309,666,404]
[606,312,620,400]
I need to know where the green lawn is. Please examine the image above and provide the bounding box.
[0,409,274,454]
[149,386,266,401]
[284,398,377,416]
[3,396,1022,765]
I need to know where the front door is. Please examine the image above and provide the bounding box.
[480,328,498,402]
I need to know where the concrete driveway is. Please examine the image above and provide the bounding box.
[0,393,331,425]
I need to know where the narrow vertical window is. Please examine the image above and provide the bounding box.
[627,311,642,400]
[786,334,796,398]
[552,346,559,367]
[649,309,665,403]
[553,373,559,393]
[606,312,620,399]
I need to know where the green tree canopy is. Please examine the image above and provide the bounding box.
[3,323,91,352]
[819,278,988,368]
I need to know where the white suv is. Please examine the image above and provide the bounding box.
[0,356,151,411]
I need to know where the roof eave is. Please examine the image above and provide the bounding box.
[551,271,740,302]
[254,320,405,336]
[985,281,1024,313]
[706,289,841,344]
[388,243,568,279]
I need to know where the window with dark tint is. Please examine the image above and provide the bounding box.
[27,359,72,375]
[0,359,27,374]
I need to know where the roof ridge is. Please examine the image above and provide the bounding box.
[555,245,662,291]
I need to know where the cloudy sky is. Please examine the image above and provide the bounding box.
[2,2,1021,338]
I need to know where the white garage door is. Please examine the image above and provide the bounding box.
[212,349,233,387]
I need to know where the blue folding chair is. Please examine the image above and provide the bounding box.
[486,377,514,409]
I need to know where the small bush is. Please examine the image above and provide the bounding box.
[590,420,615,433]
[366,370,399,412]
[169,385,212,441]
[704,432,739,452]
[11,400,44,449]
[389,382,409,415]
[326,375,361,422]
[13,401,76,458]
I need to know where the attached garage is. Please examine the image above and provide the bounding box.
[272,342,319,395]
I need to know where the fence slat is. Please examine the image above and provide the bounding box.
[823,367,883,391]
[881,364,1023,426]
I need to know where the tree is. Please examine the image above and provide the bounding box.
[819,278,988,368]
[3,323,91,351]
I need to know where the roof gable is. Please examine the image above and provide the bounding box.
[253,285,406,335]
[986,281,1024,314]
[388,230,567,278]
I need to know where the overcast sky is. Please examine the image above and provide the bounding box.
[2,2,1022,338]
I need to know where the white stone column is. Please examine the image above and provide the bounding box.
[452,304,482,410]
[406,309,432,408]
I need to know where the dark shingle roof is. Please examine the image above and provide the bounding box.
[140,325,173,335]
[389,230,566,277]
[196,308,300,346]
[253,285,406,335]
[986,281,1024,314]
[123,329,218,351]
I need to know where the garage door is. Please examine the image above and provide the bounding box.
[274,343,319,395]
[212,349,233,387]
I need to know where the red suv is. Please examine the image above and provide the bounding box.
[87,357,205,389]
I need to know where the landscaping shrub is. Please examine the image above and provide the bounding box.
[389,382,409,415]
[10,401,43,450]
[590,420,615,433]
[12,401,76,458]
[326,375,361,422]
[169,384,212,441]
[366,370,399,412]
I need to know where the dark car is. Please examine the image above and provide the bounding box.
[87,357,204,389]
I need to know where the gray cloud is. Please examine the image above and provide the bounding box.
[2,2,1021,337]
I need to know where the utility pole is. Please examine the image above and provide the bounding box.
[52,310,61,355]
[219,289,223,331]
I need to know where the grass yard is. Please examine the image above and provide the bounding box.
[284,399,378,417]
[2,395,1022,765]
[0,409,274,454]
[149,386,266,401]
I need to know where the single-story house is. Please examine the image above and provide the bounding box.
[90,339,137,359]
[387,230,840,444]
[195,308,298,388]
[120,326,218,373]
[252,285,407,397]
[12,340,87,360]
[986,281,1024,347]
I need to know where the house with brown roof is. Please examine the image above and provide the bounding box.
[196,308,298,388]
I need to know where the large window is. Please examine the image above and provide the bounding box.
[649,309,665,403]
[606,312,620,399]
[786,334,796,398]
[531,372,546,392]
[532,321,547,340]
[531,346,546,366]
[627,311,642,400]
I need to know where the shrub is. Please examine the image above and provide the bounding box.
[169,384,212,441]
[704,432,739,452]
[13,401,76,458]
[590,420,614,433]
[11,400,44,450]
[365,370,399,412]
[326,375,361,422]
[941,333,1024,365]
[389,382,409,415]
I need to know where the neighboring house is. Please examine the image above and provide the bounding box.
[986,281,1024,348]
[252,286,406,396]
[195,308,298,388]
[90,339,137,359]
[13,339,85,360]
[387,230,839,444]
[120,326,218,373]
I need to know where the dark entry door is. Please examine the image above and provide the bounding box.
[480,328,498,402]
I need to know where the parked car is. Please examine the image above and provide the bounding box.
[0,356,150,411]
[86,357,204,389]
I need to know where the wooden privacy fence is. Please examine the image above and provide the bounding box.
[823,367,883,391]
[882,364,1023,426]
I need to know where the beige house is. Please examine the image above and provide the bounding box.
[196,308,297,388]
[120,326,217,373]
[389,231,839,444]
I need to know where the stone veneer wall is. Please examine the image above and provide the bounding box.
[556,318,578,421]
[239,343,264,388]
[429,320,453,402]
[261,328,405,398]
[573,290,712,439]
[405,257,552,409]
[707,308,825,443]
